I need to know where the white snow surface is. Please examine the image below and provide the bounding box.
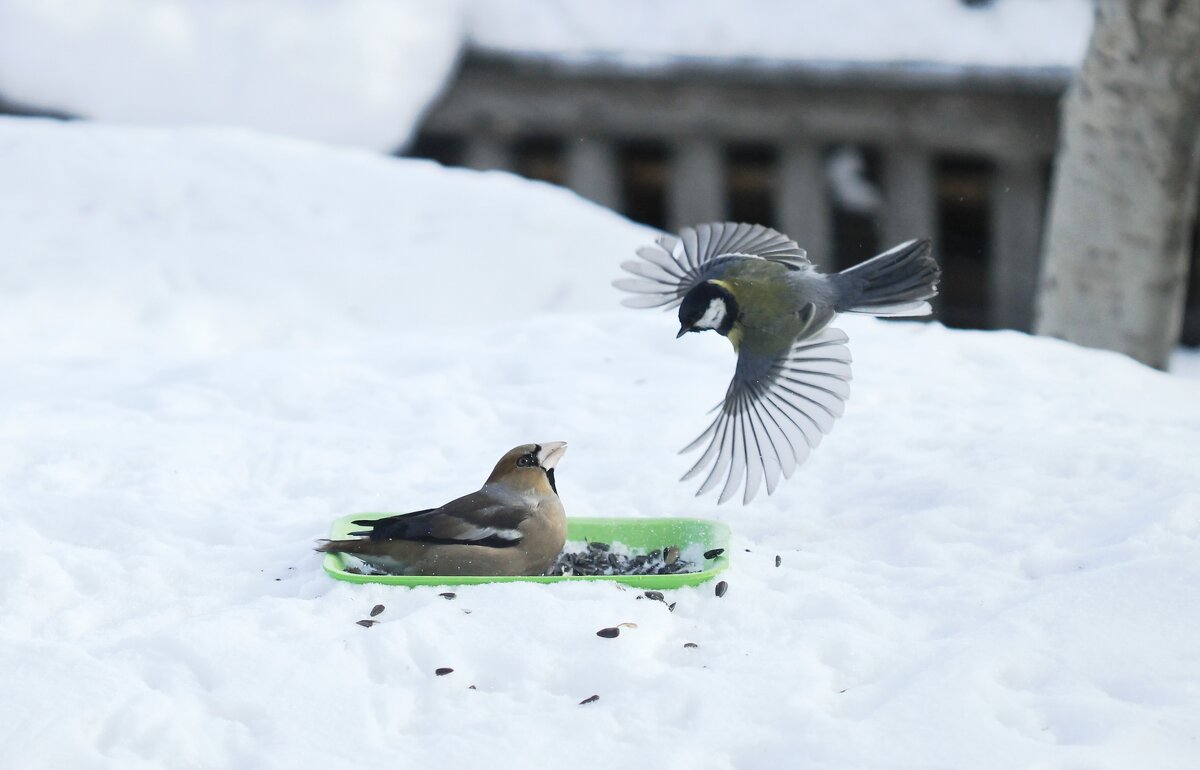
[2,118,1198,769]
[0,0,462,150]
[466,0,1094,71]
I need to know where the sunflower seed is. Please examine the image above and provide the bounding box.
[468,685,477,690]
[715,581,728,598]
[439,592,457,600]
[579,694,600,705]
[596,627,620,638]
[369,604,385,617]
[435,667,454,676]
[683,642,698,649]
[704,548,724,560]
[664,546,680,565]
[667,602,677,612]
[775,555,782,567]
[356,619,378,628]
[643,591,665,602]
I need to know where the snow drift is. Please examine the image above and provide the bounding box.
[0,118,1197,769]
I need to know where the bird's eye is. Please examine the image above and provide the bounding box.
[517,454,537,467]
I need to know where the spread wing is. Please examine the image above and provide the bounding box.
[350,492,531,548]
[681,327,853,505]
[615,222,810,309]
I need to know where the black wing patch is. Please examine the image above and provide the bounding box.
[681,327,853,504]
[615,222,809,309]
[350,505,530,548]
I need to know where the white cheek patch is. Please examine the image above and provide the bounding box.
[695,297,727,330]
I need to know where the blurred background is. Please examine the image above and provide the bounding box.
[2,0,1197,344]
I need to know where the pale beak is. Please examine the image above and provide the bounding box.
[537,441,568,469]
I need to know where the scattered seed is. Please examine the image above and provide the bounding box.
[617,622,638,629]
[596,627,620,638]
[667,602,677,612]
[468,685,477,690]
[664,546,680,565]
[683,642,698,649]
[462,609,472,615]
[435,667,454,676]
[369,604,385,617]
[274,578,281,582]
[775,555,782,568]
[579,694,600,705]
[355,619,378,628]
[439,592,457,600]
[715,581,728,598]
[704,548,725,560]
[643,591,665,602]
[839,689,848,694]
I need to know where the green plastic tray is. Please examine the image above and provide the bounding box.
[322,514,730,588]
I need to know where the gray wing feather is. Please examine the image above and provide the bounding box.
[680,327,852,504]
[616,222,809,309]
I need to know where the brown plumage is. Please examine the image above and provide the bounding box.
[316,442,567,576]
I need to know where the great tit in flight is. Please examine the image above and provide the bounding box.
[316,442,568,575]
[616,222,939,505]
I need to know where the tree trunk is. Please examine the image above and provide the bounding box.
[1035,0,1200,369]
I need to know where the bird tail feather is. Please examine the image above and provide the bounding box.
[831,238,939,317]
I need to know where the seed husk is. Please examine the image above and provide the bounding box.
[664,546,680,565]
[683,642,698,649]
[596,627,620,638]
[775,555,782,567]
[439,592,457,600]
[667,602,677,612]
[579,694,600,705]
[617,622,638,629]
[369,604,385,617]
[715,581,728,598]
[356,619,378,628]
[435,667,454,676]
[643,590,665,602]
[704,548,725,560]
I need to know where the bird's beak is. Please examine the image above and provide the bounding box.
[676,326,689,339]
[537,441,568,469]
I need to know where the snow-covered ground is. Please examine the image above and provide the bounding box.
[1171,345,1200,380]
[2,118,1198,769]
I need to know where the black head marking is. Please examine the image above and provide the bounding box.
[515,444,559,494]
[516,445,540,467]
[678,281,738,337]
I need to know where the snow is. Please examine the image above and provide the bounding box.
[466,0,1095,72]
[2,117,1198,769]
[1171,346,1200,380]
[0,0,462,151]
[0,1,1092,154]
